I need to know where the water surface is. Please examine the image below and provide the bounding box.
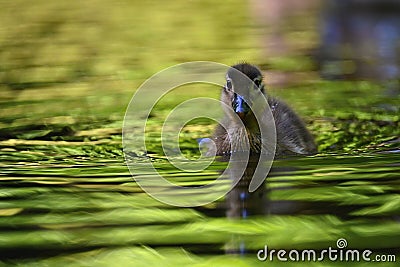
[0,0,399,266]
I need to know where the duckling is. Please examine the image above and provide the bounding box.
[210,63,317,157]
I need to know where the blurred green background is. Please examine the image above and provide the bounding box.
[0,0,399,266]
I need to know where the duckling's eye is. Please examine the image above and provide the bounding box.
[225,78,233,91]
[253,77,262,89]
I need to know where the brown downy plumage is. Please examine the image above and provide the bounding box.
[209,63,317,157]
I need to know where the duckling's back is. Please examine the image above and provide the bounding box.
[269,97,317,156]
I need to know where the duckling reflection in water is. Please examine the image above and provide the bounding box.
[206,63,317,157]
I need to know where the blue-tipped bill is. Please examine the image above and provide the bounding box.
[233,94,250,119]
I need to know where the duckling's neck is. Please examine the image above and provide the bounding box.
[240,112,260,131]
[227,117,262,153]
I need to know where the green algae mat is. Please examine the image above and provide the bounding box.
[0,1,399,266]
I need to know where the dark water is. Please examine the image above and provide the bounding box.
[319,0,400,80]
[0,0,399,266]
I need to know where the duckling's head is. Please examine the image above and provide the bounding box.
[221,63,266,125]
